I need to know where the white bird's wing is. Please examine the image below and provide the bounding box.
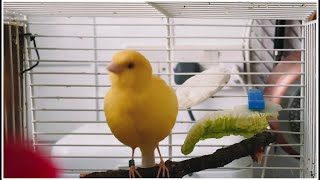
[176,66,230,109]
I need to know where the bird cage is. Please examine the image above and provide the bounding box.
[3,1,317,178]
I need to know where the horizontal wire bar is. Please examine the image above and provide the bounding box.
[160,7,315,10]
[9,14,306,19]
[167,12,311,15]
[4,12,310,18]
[5,3,314,6]
[27,59,305,64]
[170,14,308,18]
[4,4,151,7]
[29,72,305,75]
[26,22,305,27]
[168,14,310,17]
[47,156,196,159]
[271,144,303,147]
[156,2,316,6]
[31,108,303,111]
[30,84,305,87]
[167,13,311,16]
[4,9,158,13]
[4,8,156,11]
[4,2,152,5]
[7,13,163,17]
[263,154,302,158]
[18,14,164,17]
[32,119,304,123]
[5,7,158,10]
[4,6,155,8]
[45,154,301,159]
[158,5,316,8]
[16,12,310,15]
[5,9,311,13]
[4,7,159,11]
[4,3,152,5]
[5,5,315,10]
[163,8,314,12]
[30,35,304,39]
[169,15,307,19]
[36,143,227,147]
[27,47,304,51]
[266,130,302,134]
[60,166,303,171]
[5,6,312,10]
[10,11,312,16]
[11,11,162,15]
[34,143,303,147]
[30,14,164,17]
[33,130,302,135]
[5,2,315,5]
[30,95,304,99]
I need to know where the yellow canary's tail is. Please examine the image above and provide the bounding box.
[140,146,155,168]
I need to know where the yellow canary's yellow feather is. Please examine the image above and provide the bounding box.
[104,50,178,168]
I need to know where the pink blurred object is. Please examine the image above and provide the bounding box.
[264,52,301,104]
[4,137,60,178]
[264,51,301,156]
[264,13,316,156]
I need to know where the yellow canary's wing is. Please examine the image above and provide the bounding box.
[135,75,178,145]
[136,76,178,168]
[104,89,143,148]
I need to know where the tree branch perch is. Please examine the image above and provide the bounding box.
[81,131,276,178]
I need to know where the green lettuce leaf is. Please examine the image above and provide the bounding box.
[181,102,282,155]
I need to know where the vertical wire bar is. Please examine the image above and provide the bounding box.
[166,18,173,161]
[4,103,8,142]
[93,17,100,122]
[243,20,253,87]
[4,24,8,142]
[307,22,312,177]
[311,22,316,176]
[308,22,312,176]
[309,22,313,177]
[304,23,309,176]
[306,23,311,176]
[313,22,316,175]
[308,23,312,175]
[16,25,24,142]
[300,20,306,178]
[9,24,17,143]
[23,17,30,142]
[314,22,318,176]
[260,146,271,177]
[26,17,37,150]
[259,20,271,177]
[309,22,312,175]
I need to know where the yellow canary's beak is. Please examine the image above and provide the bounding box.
[107,63,124,74]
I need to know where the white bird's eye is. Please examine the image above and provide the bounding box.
[128,62,134,69]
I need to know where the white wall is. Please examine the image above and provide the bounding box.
[26,16,249,142]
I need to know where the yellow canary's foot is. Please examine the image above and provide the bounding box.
[129,165,141,178]
[157,160,169,178]
[255,147,264,164]
[128,159,141,178]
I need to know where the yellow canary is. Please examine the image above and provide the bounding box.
[104,50,178,177]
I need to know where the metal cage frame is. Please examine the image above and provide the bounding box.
[3,1,318,178]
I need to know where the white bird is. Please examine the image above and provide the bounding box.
[176,66,231,109]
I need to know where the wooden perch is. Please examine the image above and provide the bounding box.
[81,131,276,178]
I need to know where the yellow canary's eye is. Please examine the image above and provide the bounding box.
[127,62,134,69]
